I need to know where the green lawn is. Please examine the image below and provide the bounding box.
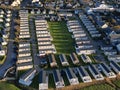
[81,84,115,90]
[62,72,70,86]
[48,74,55,88]
[0,56,6,64]
[113,79,120,88]
[30,74,39,89]
[17,70,27,78]
[48,21,75,54]
[0,82,20,90]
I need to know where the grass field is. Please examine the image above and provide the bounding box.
[0,82,20,90]
[0,56,6,64]
[80,83,115,90]
[17,70,27,78]
[48,74,55,88]
[30,74,39,89]
[113,79,120,88]
[48,21,75,54]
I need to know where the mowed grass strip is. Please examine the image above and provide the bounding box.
[113,79,120,88]
[80,83,115,90]
[48,21,75,54]
[0,82,20,90]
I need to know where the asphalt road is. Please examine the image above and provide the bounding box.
[29,16,40,66]
[0,10,17,78]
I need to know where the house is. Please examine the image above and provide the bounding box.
[112,0,120,4]
[76,39,90,44]
[73,30,85,35]
[36,30,48,34]
[100,63,116,78]
[18,51,31,57]
[58,12,73,17]
[109,34,120,45]
[76,43,93,49]
[0,18,4,22]
[19,46,30,52]
[19,69,36,86]
[69,25,81,29]
[36,25,47,31]
[110,61,120,75]
[77,66,92,83]
[18,42,31,58]
[48,54,57,67]
[6,17,11,22]
[0,45,5,56]
[65,68,79,85]
[90,33,101,38]
[17,62,33,70]
[1,30,9,38]
[108,55,120,62]
[87,28,97,31]
[6,10,11,14]
[66,3,72,8]
[116,43,120,53]
[39,48,56,56]
[69,28,82,32]
[36,31,49,34]
[67,20,79,26]
[20,31,30,35]
[85,24,95,28]
[19,42,30,48]
[88,64,104,80]
[38,45,56,55]
[0,49,5,56]
[81,54,92,63]
[1,38,7,46]
[59,54,69,66]
[20,28,29,32]
[17,56,32,64]
[37,9,41,14]
[104,49,117,56]
[73,33,86,38]
[20,22,28,25]
[103,28,112,36]
[75,36,88,41]
[20,24,29,27]
[19,34,30,39]
[53,70,65,88]
[100,45,113,51]
[37,34,51,38]
[70,53,79,65]
[37,37,52,41]
[5,22,10,27]
[38,40,51,45]
[89,30,99,34]
[76,48,96,55]
[39,70,48,90]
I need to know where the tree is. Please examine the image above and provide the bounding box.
[14,19,20,25]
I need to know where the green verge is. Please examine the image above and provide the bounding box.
[48,73,55,88]
[80,83,115,90]
[48,21,75,54]
[0,55,6,64]
[0,82,20,90]
[30,74,39,89]
[113,79,120,88]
